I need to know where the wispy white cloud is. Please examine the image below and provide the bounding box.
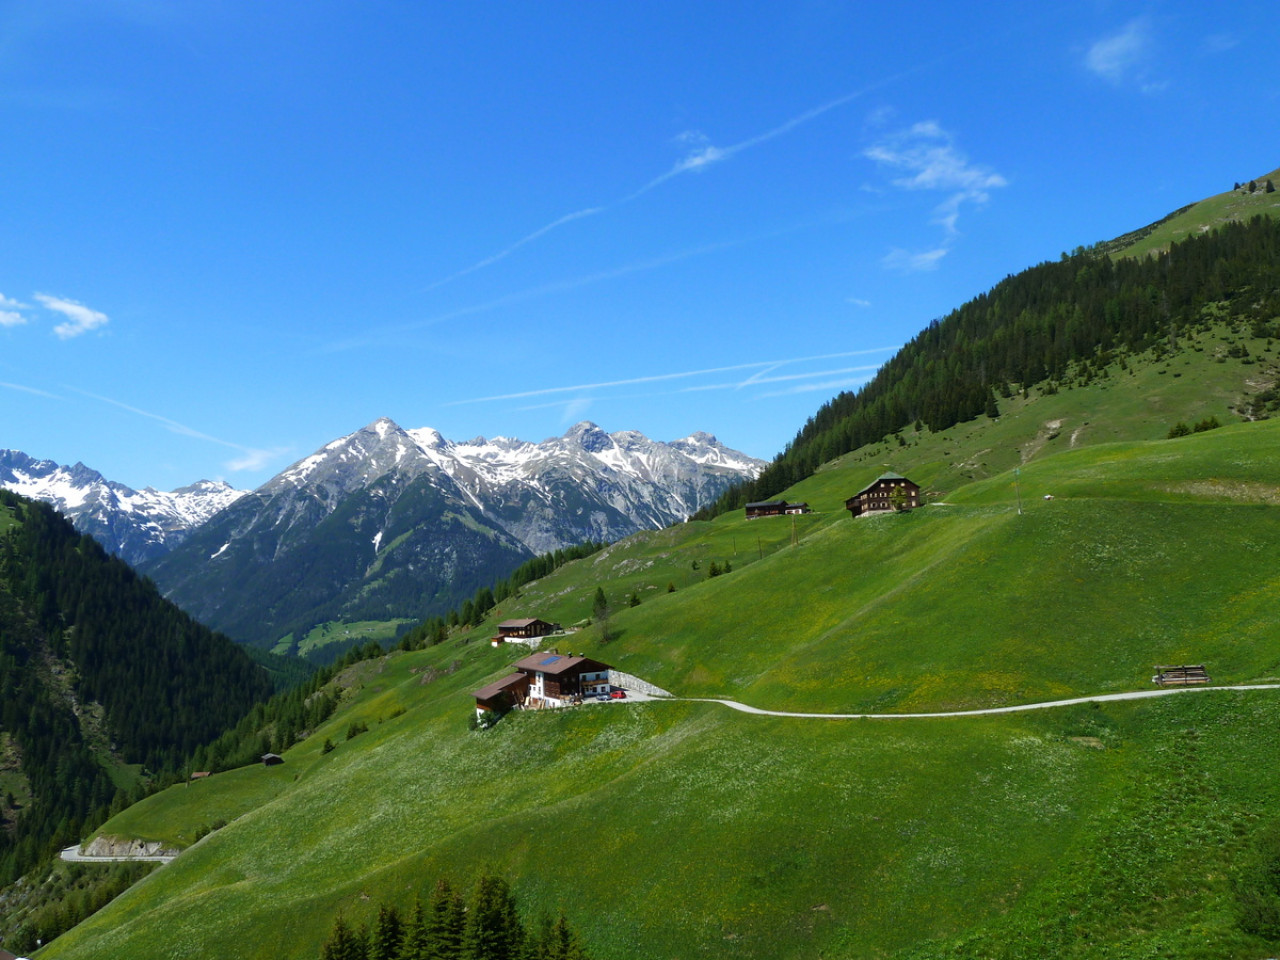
[864,120,1006,235]
[330,230,793,353]
[559,397,593,425]
[1085,19,1149,82]
[425,80,903,292]
[448,348,897,406]
[882,246,949,273]
[35,293,109,339]
[1,380,60,399]
[847,297,872,308]
[224,448,285,473]
[864,120,1004,270]
[625,87,879,203]
[759,375,876,398]
[65,386,289,473]
[422,206,605,292]
[0,293,29,327]
[680,364,882,393]
[1085,18,1166,92]
[1202,32,1239,55]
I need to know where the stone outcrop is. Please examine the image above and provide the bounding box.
[83,835,179,859]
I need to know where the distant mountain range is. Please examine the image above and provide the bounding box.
[0,450,246,566]
[4,420,763,650]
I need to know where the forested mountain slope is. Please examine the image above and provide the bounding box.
[0,491,273,883]
[703,213,1280,515]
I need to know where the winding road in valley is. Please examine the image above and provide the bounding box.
[652,684,1280,719]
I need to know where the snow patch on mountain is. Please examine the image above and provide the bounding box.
[0,449,248,565]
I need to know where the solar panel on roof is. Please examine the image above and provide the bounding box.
[539,656,562,665]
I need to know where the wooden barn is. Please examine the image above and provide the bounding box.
[495,617,559,640]
[845,473,920,517]
[472,672,532,716]
[746,500,811,518]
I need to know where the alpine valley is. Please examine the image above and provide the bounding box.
[127,419,763,654]
[13,169,1280,960]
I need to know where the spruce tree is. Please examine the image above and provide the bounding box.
[424,877,465,959]
[544,913,587,960]
[463,873,522,960]
[320,914,369,960]
[369,904,403,960]
[397,897,427,960]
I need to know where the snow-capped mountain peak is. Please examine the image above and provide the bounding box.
[0,449,247,565]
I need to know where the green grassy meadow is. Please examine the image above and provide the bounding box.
[1110,165,1280,259]
[274,618,419,659]
[37,324,1280,959]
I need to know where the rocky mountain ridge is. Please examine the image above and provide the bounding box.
[139,417,763,650]
[0,450,246,565]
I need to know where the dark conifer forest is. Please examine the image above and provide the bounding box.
[0,490,274,881]
[698,215,1280,516]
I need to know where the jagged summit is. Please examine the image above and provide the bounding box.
[0,449,246,565]
[141,419,764,646]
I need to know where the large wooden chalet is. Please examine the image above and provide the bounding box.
[845,473,920,517]
[473,652,612,716]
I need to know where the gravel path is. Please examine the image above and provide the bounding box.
[665,684,1280,720]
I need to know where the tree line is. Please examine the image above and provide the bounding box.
[318,872,589,960]
[695,215,1280,518]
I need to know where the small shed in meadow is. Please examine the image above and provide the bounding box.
[745,500,788,519]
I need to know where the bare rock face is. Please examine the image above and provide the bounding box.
[83,835,179,859]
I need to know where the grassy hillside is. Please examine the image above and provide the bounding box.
[35,207,1280,958]
[1106,165,1280,259]
[39,391,1280,958]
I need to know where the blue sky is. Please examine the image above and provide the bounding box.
[2,1,1276,491]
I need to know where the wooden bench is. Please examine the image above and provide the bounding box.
[1152,664,1210,686]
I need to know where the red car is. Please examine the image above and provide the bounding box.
[609,689,627,699]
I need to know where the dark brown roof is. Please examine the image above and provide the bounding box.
[847,473,918,501]
[472,672,530,701]
[512,653,610,676]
